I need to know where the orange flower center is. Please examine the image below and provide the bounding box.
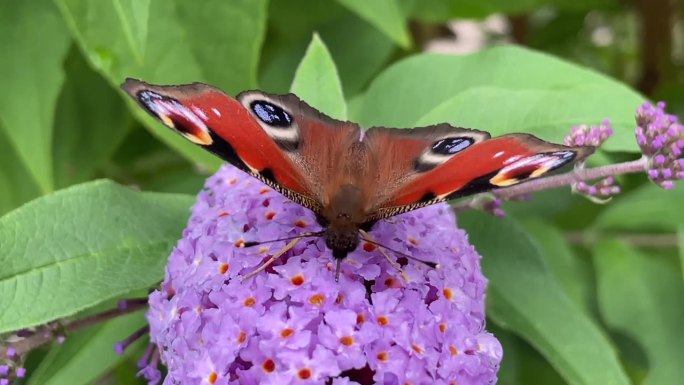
[443,288,453,301]
[262,359,275,373]
[219,263,229,274]
[208,371,218,384]
[308,294,325,306]
[377,351,388,362]
[243,297,256,307]
[297,368,312,380]
[377,315,389,326]
[290,274,305,286]
[280,328,294,338]
[340,336,354,346]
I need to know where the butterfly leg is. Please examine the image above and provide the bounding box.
[240,237,302,281]
[358,229,409,283]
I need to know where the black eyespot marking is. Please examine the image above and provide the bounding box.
[250,100,292,127]
[431,137,474,155]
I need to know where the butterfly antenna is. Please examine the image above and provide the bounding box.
[241,237,303,281]
[243,231,324,247]
[359,230,439,270]
[358,230,411,283]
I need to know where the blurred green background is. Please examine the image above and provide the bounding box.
[0,0,682,384]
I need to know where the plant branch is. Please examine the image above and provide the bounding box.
[1,299,148,358]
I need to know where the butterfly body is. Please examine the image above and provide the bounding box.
[122,78,593,262]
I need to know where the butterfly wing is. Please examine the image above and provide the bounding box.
[362,125,594,221]
[121,79,360,214]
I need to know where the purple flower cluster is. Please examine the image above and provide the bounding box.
[145,165,501,384]
[564,121,621,200]
[565,120,614,148]
[0,348,25,385]
[635,101,684,189]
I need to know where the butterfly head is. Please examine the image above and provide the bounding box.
[320,184,368,259]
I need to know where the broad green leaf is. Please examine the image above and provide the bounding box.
[521,219,591,309]
[493,325,567,385]
[261,0,395,96]
[0,122,42,215]
[56,0,267,169]
[53,47,130,188]
[290,34,347,120]
[335,0,410,48]
[415,85,640,150]
[358,46,644,152]
[0,180,193,333]
[459,212,629,385]
[594,183,684,232]
[27,311,146,385]
[594,241,684,385]
[0,0,71,192]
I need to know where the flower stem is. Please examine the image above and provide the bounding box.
[1,299,148,358]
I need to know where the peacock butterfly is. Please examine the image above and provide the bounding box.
[122,79,593,275]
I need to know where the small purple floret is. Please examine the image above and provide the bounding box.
[146,165,502,384]
[0,366,8,376]
[14,368,25,379]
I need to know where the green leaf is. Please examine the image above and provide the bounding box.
[0,0,72,192]
[55,0,267,168]
[0,180,193,334]
[594,241,684,385]
[260,1,395,96]
[458,212,629,385]
[335,0,410,48]
[415,86,640,151]
[521,219,591,308]
[358,46,644,152]
[26,310,146,385]
[53,47,130,188]
[290,34,347,120]
[0,122,42,215]
[678,227,684,277]
[594,183,684,232]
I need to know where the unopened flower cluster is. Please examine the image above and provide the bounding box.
[145,165,502,384]
[635,101,684,189]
